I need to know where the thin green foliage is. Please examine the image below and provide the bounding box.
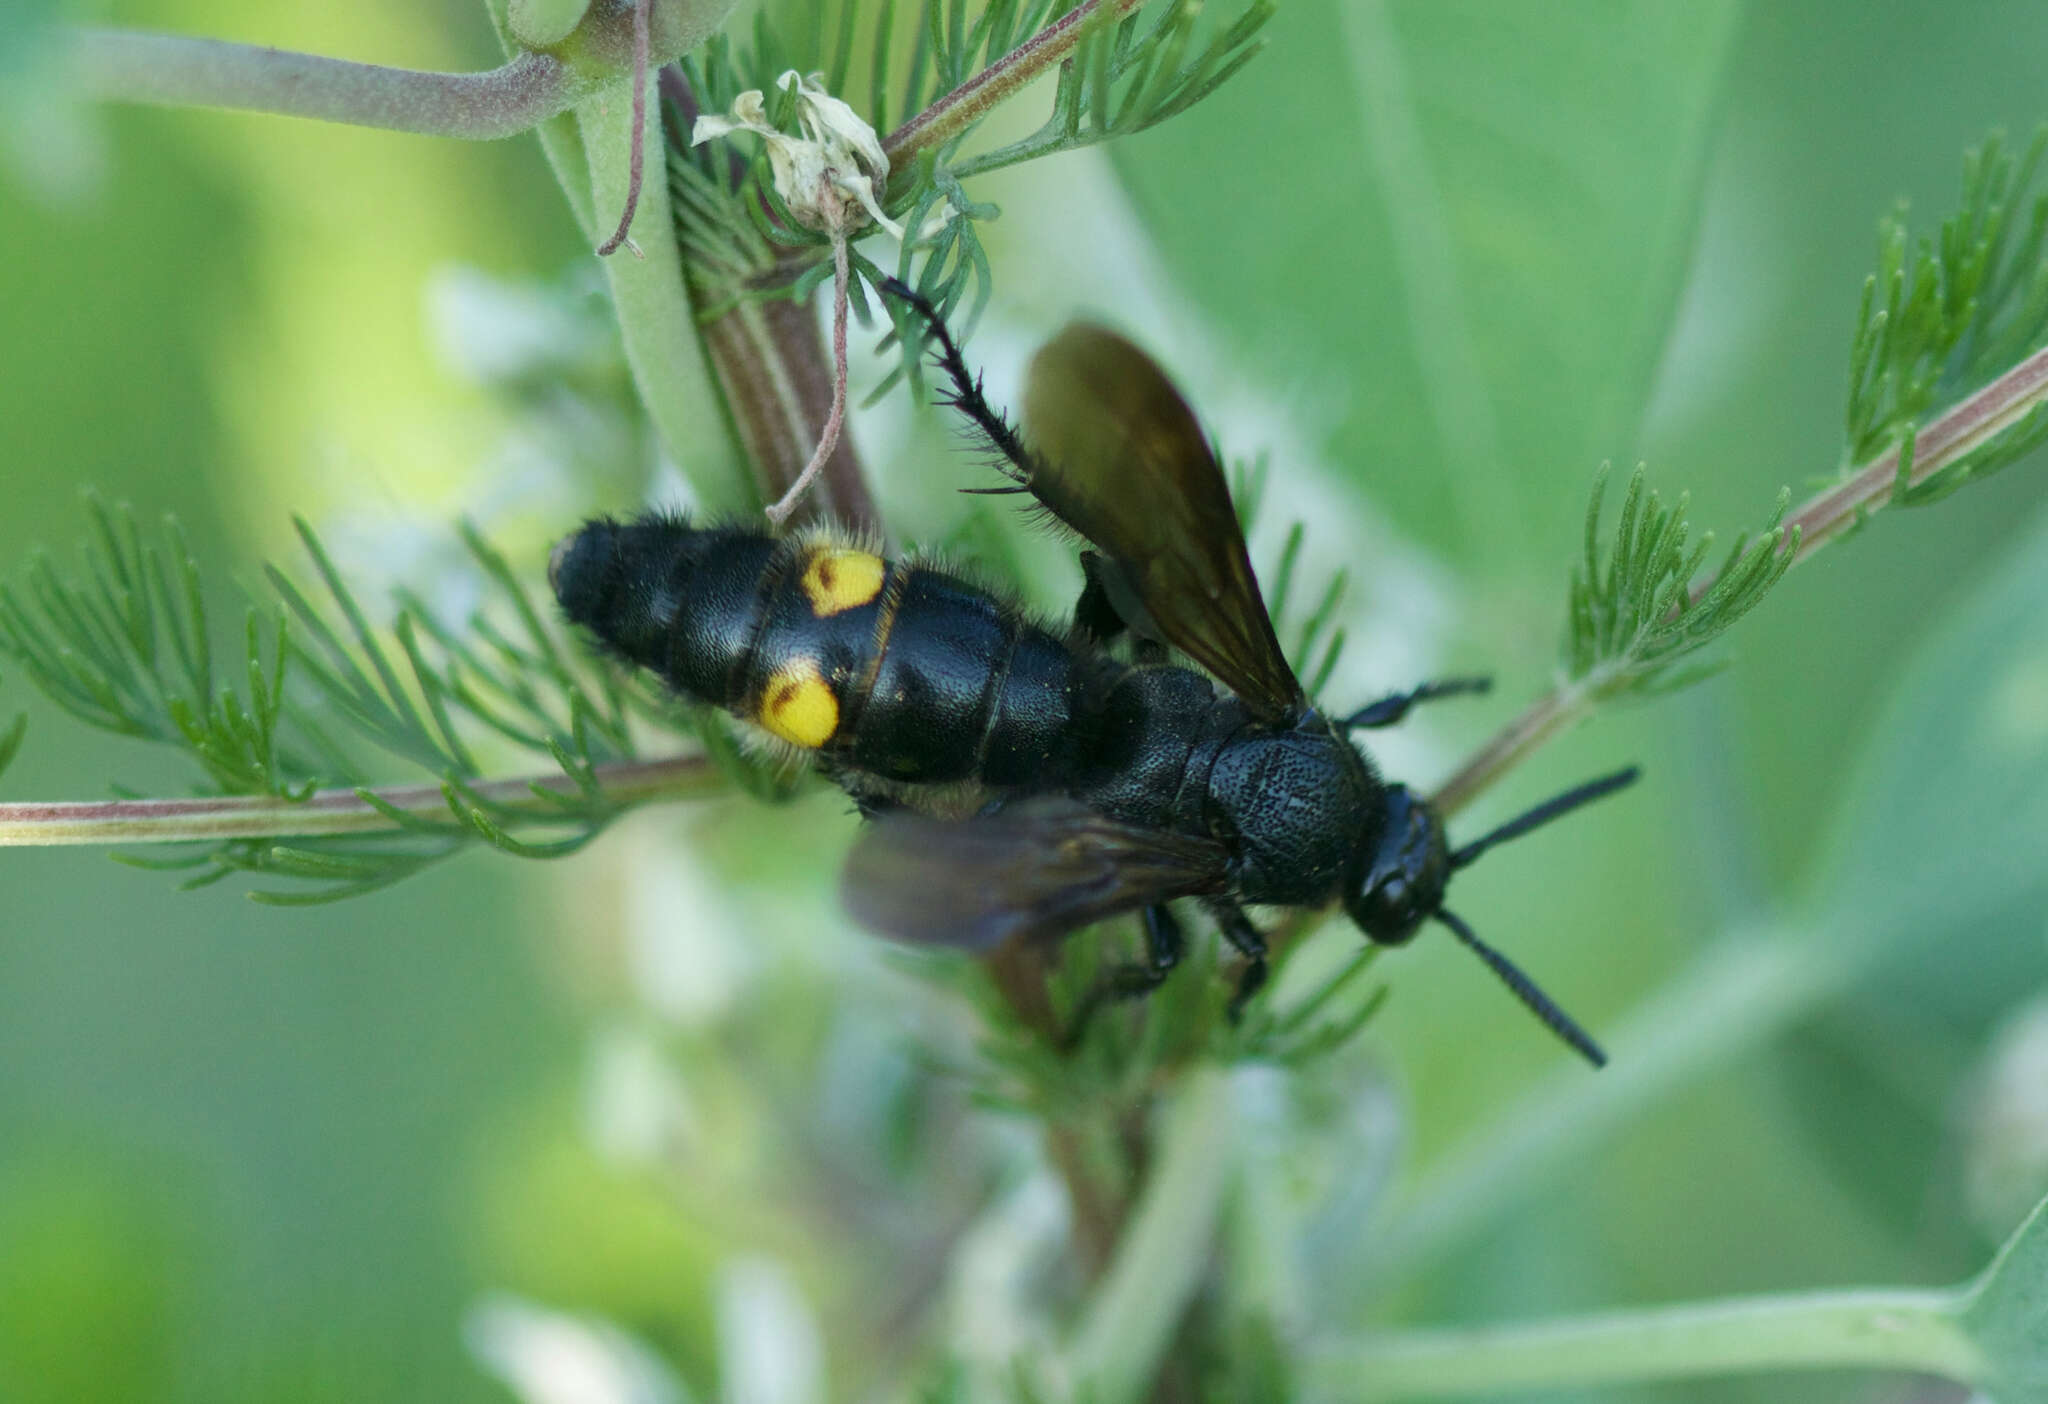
[0,499,781,901]
[668,0,1272,389]
[1233,458,1352,698]
[1847,127,2048,485]
[949,0,1276,181]
[0,493,307,797]
[1566,465,1797,699]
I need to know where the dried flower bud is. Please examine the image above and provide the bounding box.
[692,71,903,239]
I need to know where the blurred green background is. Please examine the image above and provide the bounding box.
[5,1,2048,1400]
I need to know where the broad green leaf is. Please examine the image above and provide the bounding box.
[1370,500,2048,1288]
[1804,500,2048,958]
[1112,0,1742,569]
[1961,1194,2048,1400]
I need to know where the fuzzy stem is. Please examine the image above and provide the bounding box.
[0,755,719,846]
[581,66,754,513]
[881,0,1149,176]
[72,29,577,139]
[593,0,653,257]
[1307,1286,1978,1401]
[71,2,743,139]
[1433,341,2048,819]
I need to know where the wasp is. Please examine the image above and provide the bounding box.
[550,284,1636,1065]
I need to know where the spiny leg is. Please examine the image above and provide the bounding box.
[1340,676,1493,730]
[1211,899,1270,1023]
[881,277,1038,487]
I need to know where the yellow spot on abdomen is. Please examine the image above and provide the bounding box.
[800,547,886,617]
[758,658,839,748]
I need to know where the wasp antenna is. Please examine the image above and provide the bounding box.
[1437,909,1606,1068]
[1450,766,1640,870]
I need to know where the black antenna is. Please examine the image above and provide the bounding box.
[1450,766,1640,870]
[1437,909,1607,1068]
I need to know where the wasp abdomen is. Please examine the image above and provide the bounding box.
[551,517,1081,789]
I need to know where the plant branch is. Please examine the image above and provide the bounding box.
[72,29,577,139]
[1428,685,1587,818]
[1306,1286,1979,1401]
[0,755,718,846]
[881,0,1148,177]
[1432,340,2048,819]
[594,0,654,256]
[1781,340,2048,568]
[698,293,879,531]
[71,4,745,140]
[1066,1067,1236,1402]
[765,235,854,526]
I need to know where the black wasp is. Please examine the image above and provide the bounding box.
[550,283,1637,1066]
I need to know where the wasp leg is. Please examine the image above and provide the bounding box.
[1071,551,1170,665]
[1073,552,1127,647]
[881,278,1039,486]
[1062,905,1185,1047]
[822,763,903,820]
[1212,900,1270,1023]
[1340,676,1493,730]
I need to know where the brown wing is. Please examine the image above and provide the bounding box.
[1022,325,1304,720]
[840,798,1231,951]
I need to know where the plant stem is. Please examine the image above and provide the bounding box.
[71,3,745,139]
[1306,1287,1979,1401]
[1434,341,2048,820]
[593,0,654,256]
[580,67,755,513]
[0,755,719,846]
[1067,1067,1236,1404]
[1428,683,1586,818]
[702,294,878,531]
[72,29,577,139]
[1779,341,2048,568]
[881,0,1149,178]
[765,235,854,526]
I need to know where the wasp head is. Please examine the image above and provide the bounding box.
[1344,784,1450,945]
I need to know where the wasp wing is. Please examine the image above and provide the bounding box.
[840,798,1232,951]
[1021,325,1305,720]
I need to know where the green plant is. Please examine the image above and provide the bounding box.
[10,5,2048,1402]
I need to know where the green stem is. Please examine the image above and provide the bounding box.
[577,70,753,512]
[1437,341,2048,823]
[72,28,579,138]
[1067,1067,1236,1404]
[1428,683,1588,818]
[1307,1287,1979,1401]
[71,3,744,140]
[0,755,718,845]
[1779,340,2048,568]
[881,0,1149,179]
